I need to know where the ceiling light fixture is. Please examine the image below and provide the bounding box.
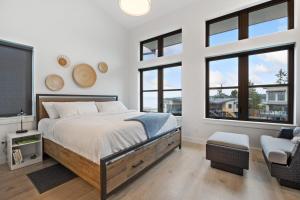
[119,0,151,16]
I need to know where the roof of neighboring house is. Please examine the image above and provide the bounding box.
[209,98,237,105]
[264,87,287,92]
[164,97,182,102]
[263,101,288,105]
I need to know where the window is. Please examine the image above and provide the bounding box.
[163,67,182,115]
[142,70,158,112]
[278,91,286,101]
[140,63,182,116]
[141,40,158,61]
[267,91,277,101]
[208,16,239,46]
[140,29,182,61]
[163,32,183,56]
[206,0,294,47]
[249,1,288,38]
[248,49,291,122]
[0,40,33,117]
[206,45,294,124]
[208,57,239,119]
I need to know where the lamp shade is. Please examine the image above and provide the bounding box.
[119,0,151,16]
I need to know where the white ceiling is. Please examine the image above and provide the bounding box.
[95,0,198,29]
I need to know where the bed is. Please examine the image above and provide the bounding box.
[36,94,181,200]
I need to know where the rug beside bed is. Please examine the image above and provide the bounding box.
[27,164,77,193]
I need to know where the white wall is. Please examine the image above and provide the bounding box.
[0,0,129,164]
[128,0,300,148]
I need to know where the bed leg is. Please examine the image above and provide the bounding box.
[179,129,182,150]
[100,160,107,200]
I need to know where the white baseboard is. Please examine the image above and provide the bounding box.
[182,136,206,145]
[182,136,262,151]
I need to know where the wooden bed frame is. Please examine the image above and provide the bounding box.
[36,94,182,200]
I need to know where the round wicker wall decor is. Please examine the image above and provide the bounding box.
[73,63,97,88]
[45,74,64,91]
[98,62,108,73]
[57,55,70,68]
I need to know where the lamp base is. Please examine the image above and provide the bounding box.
[16,130,28,134]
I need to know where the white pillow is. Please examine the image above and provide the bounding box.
[292,136,300,144]
[293,127,300,137]
[42,102,59,119]
[96,101,128,113]
[76,102,98,115]
[54,102,79,118]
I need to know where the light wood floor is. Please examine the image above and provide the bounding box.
[1,142,300,200]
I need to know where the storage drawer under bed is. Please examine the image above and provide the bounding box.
[105,129,181,193]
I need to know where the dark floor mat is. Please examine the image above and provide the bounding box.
[27,164,77,193]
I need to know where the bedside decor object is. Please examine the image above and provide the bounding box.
[73,63,97,88]
[16,110,28,134]
[7,130,42,170]
[45,74,64,91]
[57,55,70,68]
[98,62,108,73]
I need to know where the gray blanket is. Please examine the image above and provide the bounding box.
[125,113,171,139]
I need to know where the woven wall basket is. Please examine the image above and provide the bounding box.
[98,62,108,73]
[57,55,70,68]
[45,74,64,91]
[73,63,97,88]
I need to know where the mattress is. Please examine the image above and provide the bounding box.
[38,110,177,164]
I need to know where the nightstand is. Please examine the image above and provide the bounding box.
[7,130,42,170]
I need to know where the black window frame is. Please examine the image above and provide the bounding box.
[139,62,182,116]
[206,44,294,124]
[206,0,294,47]
[140,29,182,61]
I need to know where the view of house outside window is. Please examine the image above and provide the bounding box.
[141,64,182,116]
[140,30,182,116]
[207,48,292,123]
[248,50,289,122]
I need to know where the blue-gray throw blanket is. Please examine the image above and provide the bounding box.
[125,113,171,139]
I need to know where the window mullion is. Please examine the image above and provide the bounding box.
[158,37,163,57]
[158,69,164,112]
[239,11,249,40]
[140,42,143,61]
[206,59,210,118]
[140,71,143,112]
[288,0,294,29]
[238,55,249,120]
[288,47,294,123]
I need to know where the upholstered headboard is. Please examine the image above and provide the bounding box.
[36,94,118,123]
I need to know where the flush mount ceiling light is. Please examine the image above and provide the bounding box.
[119,0,151,16]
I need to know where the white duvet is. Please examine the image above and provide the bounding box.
[38,110,177,164]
